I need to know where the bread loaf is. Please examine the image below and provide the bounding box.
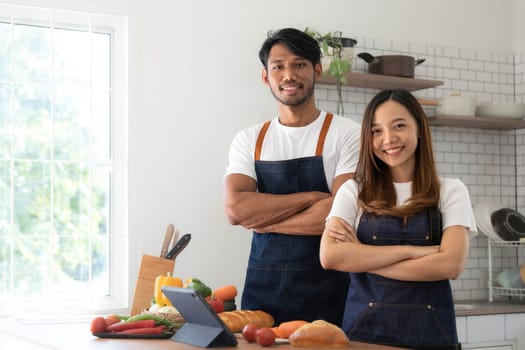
[289,319,350,347]
[218,310,274,332]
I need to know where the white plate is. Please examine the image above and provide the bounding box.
[475,202,502,240]
[473,202,503,241]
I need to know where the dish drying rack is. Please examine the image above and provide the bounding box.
[488,239,525,302]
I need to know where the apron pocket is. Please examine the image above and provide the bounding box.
[348,302,454,345]
[243,264,347,326]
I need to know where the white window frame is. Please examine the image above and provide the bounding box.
[0,2,128,316]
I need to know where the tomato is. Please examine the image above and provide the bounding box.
[242,323,258,343]
[90,316,107,333]
[256,327,276,347]
[205,296,225,313]
[104,315,121,327]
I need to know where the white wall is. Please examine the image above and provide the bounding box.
[8,0,525,307]
[513,0,525,52]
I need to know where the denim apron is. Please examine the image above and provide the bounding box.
[343,208,461,350]
[241,113,349,326]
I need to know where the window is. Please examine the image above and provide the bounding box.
[0,3,127,316]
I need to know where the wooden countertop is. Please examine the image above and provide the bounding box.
[0,318,403,350]
[3,300,525,350]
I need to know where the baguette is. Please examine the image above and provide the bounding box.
[289,319,350,347]
[218,310,274,332]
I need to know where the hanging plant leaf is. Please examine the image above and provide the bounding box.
[304,27,355,115]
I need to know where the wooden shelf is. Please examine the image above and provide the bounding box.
[317,71,444,91]
[317,72,525,131]
[427,115,525,130]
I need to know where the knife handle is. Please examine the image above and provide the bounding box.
[160,224,175,258]
[165,233,191,260]
[170,228,180,251]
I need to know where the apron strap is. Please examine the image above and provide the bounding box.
[315,113,333,157]
[254,121,271,161]
[254,113,334,161]
[428,207,443,244]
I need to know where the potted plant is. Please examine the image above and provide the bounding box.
[304,27,357,115]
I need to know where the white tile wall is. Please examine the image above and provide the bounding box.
[316,37,525,301]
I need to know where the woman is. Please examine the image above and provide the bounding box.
[320,89,476,349]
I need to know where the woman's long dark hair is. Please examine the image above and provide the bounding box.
[355,89,440,218]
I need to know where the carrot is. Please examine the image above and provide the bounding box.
[271,326,283,338]
[107,319,156,332]
[213,285,238,301]
[278,320,309,338]
[116,326,165,335]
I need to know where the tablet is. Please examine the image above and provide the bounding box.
[161,286,238,348]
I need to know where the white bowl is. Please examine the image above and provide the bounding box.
[476,103,525,119]
[437,95,476,116]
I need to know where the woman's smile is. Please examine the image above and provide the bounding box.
[372,100,419,182]
[382,146,405,155]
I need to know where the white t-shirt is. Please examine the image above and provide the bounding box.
[225,111,361,191]
[328,177,478,237]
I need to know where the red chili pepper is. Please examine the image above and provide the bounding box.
[107,319,156,332]
[115,326,166,335]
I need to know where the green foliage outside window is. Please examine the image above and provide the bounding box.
[0,20,111,301]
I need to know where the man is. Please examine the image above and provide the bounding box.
[222,27,360,326]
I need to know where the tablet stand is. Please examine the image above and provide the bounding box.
[161,286,238,348]
[171,322,237,348]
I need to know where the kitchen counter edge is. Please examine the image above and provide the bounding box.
[454,300,525,316]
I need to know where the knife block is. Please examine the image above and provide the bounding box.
[130,254,175,316]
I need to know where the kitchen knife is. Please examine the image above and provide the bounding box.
[170,228,180,252]
[165,233,191,260]
[160,224,175,258]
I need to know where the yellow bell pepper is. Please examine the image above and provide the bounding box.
[154,272,183,306]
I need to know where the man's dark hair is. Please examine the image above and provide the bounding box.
[258,28,321,69]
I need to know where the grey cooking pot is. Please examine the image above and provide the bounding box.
[357,52,425,78]
[490,208,525,241]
